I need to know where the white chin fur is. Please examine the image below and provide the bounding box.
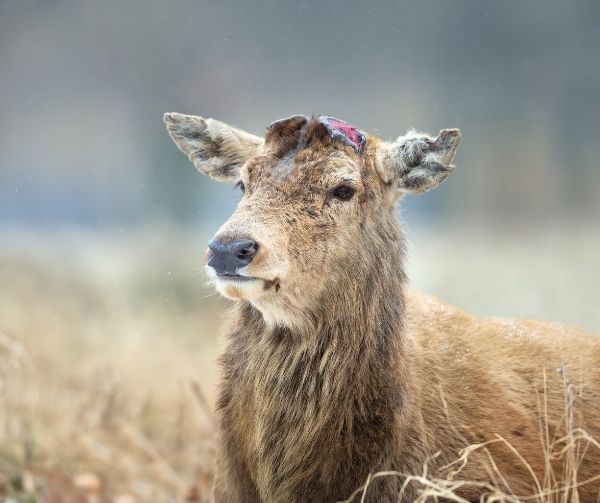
[206,267,304,329]
[214,277,265,300]
[206,266,265,301]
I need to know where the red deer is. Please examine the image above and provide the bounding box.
[164,112,600,502]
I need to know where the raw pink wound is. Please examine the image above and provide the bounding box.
[328,118,362,146]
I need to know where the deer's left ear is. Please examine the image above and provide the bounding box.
[375,128,461,195]
[164,113,264,182]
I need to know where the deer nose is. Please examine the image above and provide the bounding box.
[207,239,259,275]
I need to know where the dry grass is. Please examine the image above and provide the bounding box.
[0,226,598,502]
[342,367,600,503]
[0,229,223,501]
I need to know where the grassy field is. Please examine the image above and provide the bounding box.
[1,224,598,502]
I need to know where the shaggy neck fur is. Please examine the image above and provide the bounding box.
[217,215,424,502]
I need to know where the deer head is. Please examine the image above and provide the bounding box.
[164,112,460,328]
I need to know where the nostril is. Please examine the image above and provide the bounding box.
[207,238,259,274]
[238,244,257,257]
[236,241,258,260]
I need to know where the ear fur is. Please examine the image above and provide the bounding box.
[163,113,263,182]
[375,128,461,194]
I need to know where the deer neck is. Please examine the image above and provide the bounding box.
[224,226,413,500]
[237,222,410,421]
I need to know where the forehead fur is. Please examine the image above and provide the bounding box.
[247,116,369,185]
[264,115,364,160]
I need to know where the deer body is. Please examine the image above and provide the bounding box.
[164,113,600,502]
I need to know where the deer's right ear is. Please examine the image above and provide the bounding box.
[374,128,461,196]
[163,113,264,182]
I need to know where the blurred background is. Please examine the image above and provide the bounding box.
[1,1,598,501]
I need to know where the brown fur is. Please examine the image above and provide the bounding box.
[164,113,600,502]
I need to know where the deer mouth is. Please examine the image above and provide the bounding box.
[216,273,259,282]
[209,269,268,301]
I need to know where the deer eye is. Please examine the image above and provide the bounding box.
[235,181,245,194]
[330,185,355,201]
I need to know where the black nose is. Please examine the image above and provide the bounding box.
[207,239,259,275]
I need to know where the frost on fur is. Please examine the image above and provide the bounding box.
[163,112,263,181]
[376,128,461,194]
